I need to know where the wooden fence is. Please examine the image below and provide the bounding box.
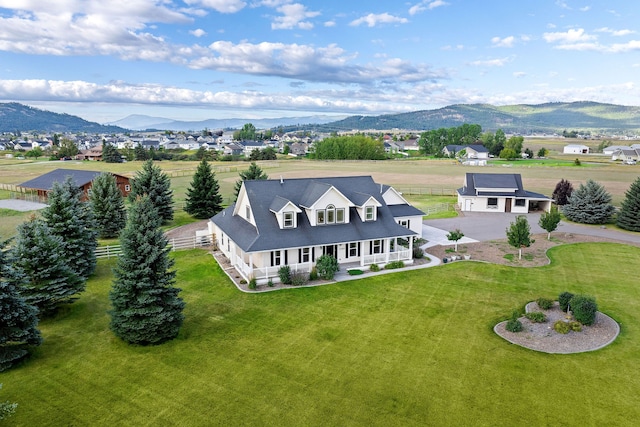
[393,186,457,196]
[95,234,214,259]
[423,203,456,216]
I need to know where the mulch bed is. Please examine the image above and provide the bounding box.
[494,301,620,354]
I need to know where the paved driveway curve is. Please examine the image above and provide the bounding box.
[423,212,640,246]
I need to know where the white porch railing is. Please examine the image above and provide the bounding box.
[235,260,314,283]
[362,249,411,266]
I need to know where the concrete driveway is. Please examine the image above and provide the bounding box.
[423,212,640,246]
[0,199,47,211]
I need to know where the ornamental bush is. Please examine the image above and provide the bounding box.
[278,265,292,285]
[536,297,553,310]
[309,267,318,281]
[290,271,308,287]
[569,321,582,332]
[554,320,570,334]
[570,295,598,325]
[558,291,574,312]
[413,247,424,259]
[505,310,523,332]
[385,261,405,269]
[369,264,380,272]
[315,255,339,280]
[525,312,547,323]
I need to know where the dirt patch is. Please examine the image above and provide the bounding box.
[164,219,209,240]
[494,301,620,354]
[425,232,640,267]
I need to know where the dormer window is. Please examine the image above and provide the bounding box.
[317,210,325,225]
[326,205,335,223]
[365,206,375,221]
[336,208,345,223]
[283,211,294,228]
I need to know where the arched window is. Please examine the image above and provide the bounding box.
[326,204,335,223]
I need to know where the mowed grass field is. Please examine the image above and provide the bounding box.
[3,244,640,426]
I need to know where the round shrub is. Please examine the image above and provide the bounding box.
[553,320,570,334]
[315,255,339,280]
[570,295,598,325]
[278,265,292,285]
[290,271,308,287]
[267,279,274,287]
[413,247,424,259]
[369,264,380,272]
[536,297,553,310]
[309,267,318,281]
[558,291,574,312]
[569,321,582,332]
[505,310,523,332]
[248,277,257,290]
[524,311,547,323]
[385,261,405,270]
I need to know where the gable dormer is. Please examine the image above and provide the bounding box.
[380,185,409,206]
[269,196,302,229]
[299,181,353,226]
[351,192,383,222]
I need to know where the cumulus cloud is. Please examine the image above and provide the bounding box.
[491,36,515,48]
[350,13,409,28]
[271,3,320,30]
[190,28,207,37]
[470,57,511,67]
[409,0,448,15]
[513,71,527,78]
[183,0,247,14]
[596,27,636,37]
[543,28,596,43]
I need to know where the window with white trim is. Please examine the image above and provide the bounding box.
[348,242,358,257]
[372,239,382,254]
[487,198,498,209]
[326,204,335,224]
[124,184,131,192]
[317,209,325,225]
[271,250,281,266]
[399,219,409,228]
[283,211,294,228]
[365,206,375,221]
[515,199,526,207]
[336,208,345,223]
[301,247,310,263]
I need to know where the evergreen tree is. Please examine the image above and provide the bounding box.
[552,179,573,205]
[42,176,98,279]
[538,205,562,240]
[562,179,615,224]
[134,144,148,161]
[185,159,223,219]
[102,142,122,163]
[616,176,640,231]
[506,215,535,260]
[89,172,127,238]
[233,162,268,200]
[1,237,42,372]
[109,196,185,345]
[11,217,83,315]
[128,160,174,224]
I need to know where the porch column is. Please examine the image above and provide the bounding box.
[360,241,366,267]
[385,239,390,263]
[248,253,254,278]
[409,236,414,260]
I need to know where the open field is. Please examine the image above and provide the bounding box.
[3,245,640,426]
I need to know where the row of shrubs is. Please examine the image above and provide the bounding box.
[505,291,598,333]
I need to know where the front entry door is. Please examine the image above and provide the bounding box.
[505,198,512,213]
[324,245,337,257]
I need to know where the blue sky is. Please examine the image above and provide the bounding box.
[1,0,639,123]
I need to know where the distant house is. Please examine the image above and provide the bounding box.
[443,144,489,159]
[563,144,589,154]
[457,173,552,213]
[210,176,424,284]
[603,145,631,156]
[77,147,103,161]
[239,140,264,156]
[611,148,640,162]
[18,169,131,202]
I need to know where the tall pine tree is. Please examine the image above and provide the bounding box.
[616,176,640,231]
[1,237,42,372]
[11,217,83,315]
[185,159,223,219]
[562,179,615,224]
[89,172,127,238]
[128,160,174,224]
[101,141,122,163]
[42,176,97,280]
[109,196,185,345]
[233,162,268,200]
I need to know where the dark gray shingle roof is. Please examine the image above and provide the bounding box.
[213,176,422,253]
[19,169,102,191]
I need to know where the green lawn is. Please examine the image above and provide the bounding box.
[3,244,640,426]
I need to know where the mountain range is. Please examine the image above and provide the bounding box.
[2,101,640,134]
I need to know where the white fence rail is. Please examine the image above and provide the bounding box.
[95,234,214,259]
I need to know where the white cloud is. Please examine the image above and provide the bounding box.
[350,13,409,27]
[324,20,336,27]
[543,28,596,43]
[470,57,511,67]
[596,27,636,37]
[409,0,448,15]
[513,71,526,78]
[183,0,247,14]
[190,28,207,37]
[580,6,591,12]
[491,36,515,48]
[271,3,320,30]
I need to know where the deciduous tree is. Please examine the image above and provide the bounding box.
[446,229,464,252]
[109,196,185,345]
[89,172,126,238]
[506,215,534,260]
[538,205,562,240]
[185,159,223,219]
[616,176,640,231]
[562,179,615,224]
[128,160,174,224]
[42,176,97,280]
[552,179,573,206]
[0,237,42,372]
